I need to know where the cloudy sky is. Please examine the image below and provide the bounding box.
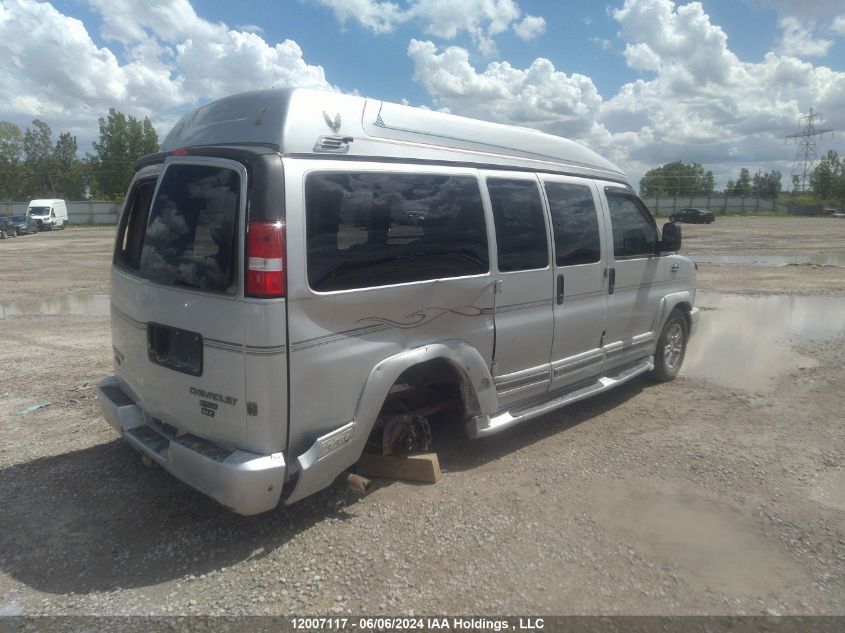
[1,0,844,188]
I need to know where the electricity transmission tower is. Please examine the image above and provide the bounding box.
[786,108,833,192]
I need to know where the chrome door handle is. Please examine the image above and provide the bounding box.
[670,263,680,273]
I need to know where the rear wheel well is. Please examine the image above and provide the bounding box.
[368,358,479,453]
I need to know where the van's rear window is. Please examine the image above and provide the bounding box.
[121,164,240,294]
[305,172,489,292]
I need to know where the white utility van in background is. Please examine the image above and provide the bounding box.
[27,199,68,230]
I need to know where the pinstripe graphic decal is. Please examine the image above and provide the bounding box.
[245,343,288,356]
[112,304,286,356]
[552,353,604,378]
[289,303,496,352]
[605,337,655,358]
[288,324,392,352]
[205,338,243,353]
[112,305,145,330]
[494,367,552,393]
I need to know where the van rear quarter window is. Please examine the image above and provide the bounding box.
[305,172,489,292]
[116,164,240,294]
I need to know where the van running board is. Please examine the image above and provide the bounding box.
[467,357,653,439]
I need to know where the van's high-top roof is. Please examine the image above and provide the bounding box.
[161,88,629,185]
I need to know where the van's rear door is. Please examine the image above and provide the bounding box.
[110,157,250,450]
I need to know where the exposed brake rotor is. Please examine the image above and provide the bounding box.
[382,413,432,456]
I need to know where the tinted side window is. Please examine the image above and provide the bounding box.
[606,192,657,258]
[544,182,601,266]
[487,178,548,272]
[115,178,157,271]
[138,164,240,293]
[306,172,488,292]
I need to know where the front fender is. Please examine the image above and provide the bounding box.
[653,291,695,335]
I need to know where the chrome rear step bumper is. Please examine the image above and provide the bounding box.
[97,376,285,515]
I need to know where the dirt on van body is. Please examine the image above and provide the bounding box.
[1,218,844,616]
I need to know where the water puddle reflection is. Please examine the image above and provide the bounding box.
[692,253,845,267]
[683,291,845,392]
[582,479,804,594]
[0,294,110,319]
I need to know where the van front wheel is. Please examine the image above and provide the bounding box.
[650,311,688,382]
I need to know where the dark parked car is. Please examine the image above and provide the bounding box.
[669,208,715,224]
[6,213,39,235]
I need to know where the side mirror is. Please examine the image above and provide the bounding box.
[659,221,682,252]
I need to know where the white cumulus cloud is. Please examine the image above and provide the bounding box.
[407,0,845,187]
[513,15,546,40]
[777,17,832,57]
[307,0,408,34]
[407,39,603,138]
[0,0,333,148]
[312,0,545,53]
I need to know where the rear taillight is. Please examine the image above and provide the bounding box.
[246,221,286,297]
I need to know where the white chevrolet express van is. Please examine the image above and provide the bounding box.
[27,198,68,230]
[98,89,699,514]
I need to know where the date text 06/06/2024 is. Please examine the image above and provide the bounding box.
[289,617,545,631]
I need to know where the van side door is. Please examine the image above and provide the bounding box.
[601,187,662,367]
[541,176,609,390]
[483,172,554,405]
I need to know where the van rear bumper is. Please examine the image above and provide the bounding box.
[97,376,285,515]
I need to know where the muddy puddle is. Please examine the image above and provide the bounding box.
[692,253,845,267]
[582,479,804,595]
[0,294,110,319]
[683,291,845,392]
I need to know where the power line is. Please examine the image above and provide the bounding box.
[786,108,834,192]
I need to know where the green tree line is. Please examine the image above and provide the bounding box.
[0,109,159,202]
[640,158,845,205]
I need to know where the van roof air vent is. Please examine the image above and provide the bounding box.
[313,135,352,154]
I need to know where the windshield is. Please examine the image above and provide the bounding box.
[28,207,50,215]
[10,215,25,222]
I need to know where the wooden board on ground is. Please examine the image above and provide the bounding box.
[356,453,441,484]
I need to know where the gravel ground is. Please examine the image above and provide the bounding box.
[0,218,844,616]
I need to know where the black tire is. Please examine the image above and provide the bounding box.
[650,310,688,382]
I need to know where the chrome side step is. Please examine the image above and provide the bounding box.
[467,357,653,439]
